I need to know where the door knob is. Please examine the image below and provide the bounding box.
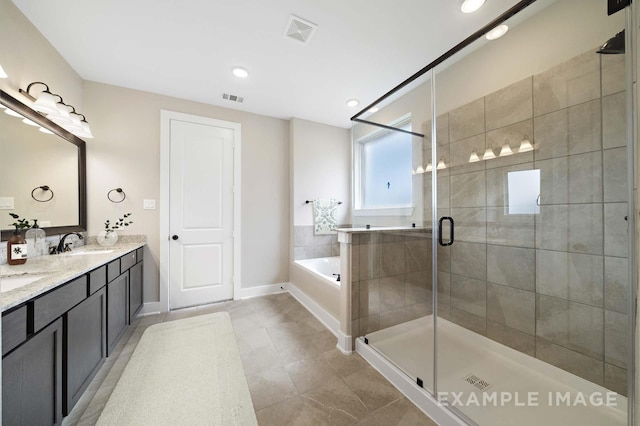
[172,235,179,240]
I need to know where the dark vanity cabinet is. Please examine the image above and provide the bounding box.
[129,249,144,322]
[107,271,129,356]
[2,318,63,426]
[2,247,144,425]
[64,286,107,414]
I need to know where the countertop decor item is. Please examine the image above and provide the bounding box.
[25,219,46,258]
[7,213,30,265]
[97,213,133,247]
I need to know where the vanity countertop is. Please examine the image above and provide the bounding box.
[0,241,145,312]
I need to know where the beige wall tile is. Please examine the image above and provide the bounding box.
[535,337,603,385]
[485,78,533,131]
[533,109,569,160]
[602,92,627,149]
[604,203,628,258]
[487,244,535,291]
[568,99,602,155]
[602,54,625,97]
[568,151,602,203]
[537,157,569,205]
[533,50,600,116]
[604,310,629,369]
[449,98,485,142]
[604,256,629,314]
[486,207,535,248]
[569,203,603,255]
[451,241,486,281]
[451,274,486,318]
[487,321,535,356]
[487,283,535,334]
[450,171,486,208]
[603,147,628,203]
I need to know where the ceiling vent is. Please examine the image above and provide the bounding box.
[284,14,317,44]
[223,93,244,103]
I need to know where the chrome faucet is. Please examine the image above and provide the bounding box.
[50,232,84,254]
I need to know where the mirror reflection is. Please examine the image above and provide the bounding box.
[0,91,85,238]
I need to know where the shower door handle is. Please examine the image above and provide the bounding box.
[438,217,454,246]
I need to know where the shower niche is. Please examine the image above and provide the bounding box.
[349,1,635,425]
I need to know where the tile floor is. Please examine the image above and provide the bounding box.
[63,292,438,426]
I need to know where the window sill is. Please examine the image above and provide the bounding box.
[353,206,414,217]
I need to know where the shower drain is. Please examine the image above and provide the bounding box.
[464,374,492,392]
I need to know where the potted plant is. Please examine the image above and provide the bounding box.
[97,213,133,247]
[7,213,31,265]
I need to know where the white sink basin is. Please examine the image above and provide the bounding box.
[1,274,48,292]
[66,249,114,256]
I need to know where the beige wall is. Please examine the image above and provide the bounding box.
[0,0,291,300]
[83,81,290,300]
[0,0,82,107]
[290,118,351,228]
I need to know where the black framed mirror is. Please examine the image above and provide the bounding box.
[0,90,86,240]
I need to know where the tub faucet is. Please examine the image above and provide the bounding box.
[51,232,84,254]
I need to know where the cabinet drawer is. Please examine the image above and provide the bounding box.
[107,259,120,282]
[2,305,27,356]
[33,276,87,333]
[120,250,136,272]
[136,247,144,263]
[89,265,107,295]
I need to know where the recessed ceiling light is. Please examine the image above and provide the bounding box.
[486,24,509,40]
[461,0,485,13]
[232,67,249,79]
[369,107,379,113]
[346,99,360,108]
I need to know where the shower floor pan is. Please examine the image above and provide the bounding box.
[361,316,626,426]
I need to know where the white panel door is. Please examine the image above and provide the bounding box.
[169,119,234,309]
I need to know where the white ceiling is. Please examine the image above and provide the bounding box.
[13,0,522,128]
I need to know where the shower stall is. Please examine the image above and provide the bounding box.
[349,0,636,424]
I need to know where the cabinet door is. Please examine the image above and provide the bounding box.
[129,261,143,322]
[107,273,129,356]
[65,287,106,415]
[3,318,63,426]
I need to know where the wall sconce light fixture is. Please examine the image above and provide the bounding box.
[519,136,534,152]
[19,82,94,139]
[437,158,447,170]
[469,149,481,163]
[483,146,496,160]
[499,140,513,157]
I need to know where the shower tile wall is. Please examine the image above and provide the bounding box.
[293,225,339,260]
[421,50,628,395]
[350,230,432,341]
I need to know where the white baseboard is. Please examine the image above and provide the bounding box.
[356,338,467,426]
[285,282,352,354]
[140,301,163,316]
[236,283,288,300]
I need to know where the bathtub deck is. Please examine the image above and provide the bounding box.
[363,316,627,426]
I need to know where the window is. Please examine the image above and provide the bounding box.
[355,117,413,211]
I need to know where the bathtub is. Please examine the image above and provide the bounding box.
[294,257,341,286]
[290,256,341,320]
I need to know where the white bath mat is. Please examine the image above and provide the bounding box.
[97,312,257,426]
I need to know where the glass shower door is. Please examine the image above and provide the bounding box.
[432,1,632,425]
